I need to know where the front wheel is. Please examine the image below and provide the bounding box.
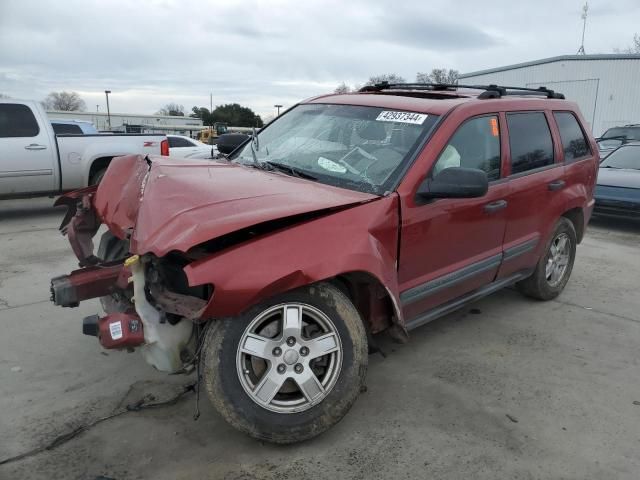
[201,282,368,444]
[517,217,577,300]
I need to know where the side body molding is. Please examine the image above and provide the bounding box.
[184,195,403,323]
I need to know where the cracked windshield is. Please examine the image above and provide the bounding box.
[234,104,438,193]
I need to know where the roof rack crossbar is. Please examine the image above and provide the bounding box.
[359,82,565,99]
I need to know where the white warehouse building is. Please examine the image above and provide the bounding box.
[46,110,205,136]
[459,54,640,136]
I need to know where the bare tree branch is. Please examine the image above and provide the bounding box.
[156,103,185,116]
[42,91,87,111]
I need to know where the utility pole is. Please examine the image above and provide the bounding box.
[577,2,588,55]
[104,90,112,130]
[209,93,213,136]
[274,104,283,116]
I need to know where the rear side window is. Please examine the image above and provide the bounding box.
[168,136,194,147]
[507,112,554,174]
[554,112,590,161]
[0,103,40,138]
[432,115,501,181]
[52,123,83,135]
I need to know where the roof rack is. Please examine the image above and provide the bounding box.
[359,82,566,100]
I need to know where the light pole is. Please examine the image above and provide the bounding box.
[274,104,283,116]
[96,104,99,112]
[104,90,112,130]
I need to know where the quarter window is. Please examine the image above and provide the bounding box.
[553,112,590,161]
[507,112,554,174]
[52,123,83,135]
[0,103,40,138]
[168,136,193,148]
[432,115,501,181]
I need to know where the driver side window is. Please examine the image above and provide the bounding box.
[432,115,501,181]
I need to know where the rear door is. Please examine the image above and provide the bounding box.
[497,111,567,279]
[0,102,57,195]
[398,114,509,323]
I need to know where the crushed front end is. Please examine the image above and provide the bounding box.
[50,157,212,374]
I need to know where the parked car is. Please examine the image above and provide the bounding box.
[50,83,598,444]
[50,119,99,135]
[0,99,169,198]
[168,134,216,157]
[594,143,640,217]
[596,124,640,155]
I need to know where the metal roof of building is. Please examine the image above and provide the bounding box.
[460,54,640,78]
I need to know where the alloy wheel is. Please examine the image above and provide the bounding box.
[236,303,343,414]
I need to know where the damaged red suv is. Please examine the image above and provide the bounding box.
[51,83,598,443]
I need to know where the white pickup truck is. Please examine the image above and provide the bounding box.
[0,99,169,199]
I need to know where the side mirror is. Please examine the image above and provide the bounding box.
[216,133,250,155]
[417,167,489,199]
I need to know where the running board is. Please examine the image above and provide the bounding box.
[404,270,533,331]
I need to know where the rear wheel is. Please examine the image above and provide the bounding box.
[90,167,107,185]
[201,282,367,443]
[517,217,577,300]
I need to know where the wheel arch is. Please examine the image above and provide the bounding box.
[88,156,114,184]
[327,271,403,335]
[561,207,585,243]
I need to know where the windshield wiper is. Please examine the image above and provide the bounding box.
[263,161,317,181]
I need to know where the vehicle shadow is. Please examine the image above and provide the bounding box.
[589,214,640,234]
[0,198,65,221]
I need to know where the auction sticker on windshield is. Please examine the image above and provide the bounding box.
[376,111,428,124]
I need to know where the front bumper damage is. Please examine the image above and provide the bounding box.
[52,189,208,373]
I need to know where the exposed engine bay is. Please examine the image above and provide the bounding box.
[51,180,214,373]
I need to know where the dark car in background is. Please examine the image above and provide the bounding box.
[594,143,640,218]
[597,124,640,155]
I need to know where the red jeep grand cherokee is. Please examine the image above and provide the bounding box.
[51,83,599,443]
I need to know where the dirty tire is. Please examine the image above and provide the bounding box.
[201,282,368,444]
[516,217,577,300]
[90,167,107,185]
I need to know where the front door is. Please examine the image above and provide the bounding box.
[0,103,57,196]
[398,114,509,323]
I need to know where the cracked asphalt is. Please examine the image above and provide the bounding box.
[1,197,639,480]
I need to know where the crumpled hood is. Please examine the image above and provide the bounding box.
[94,155,377,256]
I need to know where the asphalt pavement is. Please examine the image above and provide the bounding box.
[1,197,639,480]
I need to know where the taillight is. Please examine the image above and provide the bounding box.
[160,139,169,156]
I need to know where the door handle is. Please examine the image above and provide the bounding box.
[24,144,47,151]
[484,199,508,214]
[548,180,566,191]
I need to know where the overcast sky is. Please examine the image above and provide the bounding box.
[1,0,639,118]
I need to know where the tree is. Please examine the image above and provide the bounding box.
[622,33,640,54]
[156,103,184,116]
[211,103,263,128]
[416,68,459,84]
[190,103,263,127]
[334,82,352,94]
[0,93,10,99]
[190,106,213,125]
[42,91,86,111]
[365,73,406,86]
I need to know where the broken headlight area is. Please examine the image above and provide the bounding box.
[51,216,213,373]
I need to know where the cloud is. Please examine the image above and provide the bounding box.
[0,0,639,117]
